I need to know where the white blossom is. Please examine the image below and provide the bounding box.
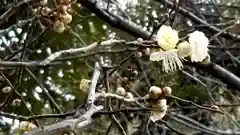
[156,25,179,50]
[188,31,209,62]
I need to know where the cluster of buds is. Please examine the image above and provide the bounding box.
[52,0,73,33]
[20,121,38,133]
[33,0,74,33]
[148,86,172,122]
[116,86,134,99]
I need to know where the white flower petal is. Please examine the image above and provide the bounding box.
[177,41,192,58]
[150,51,166,61]
[156,25,179,50]
[150,100,167,122]
[150,50,183,72]
[150,110,167,122]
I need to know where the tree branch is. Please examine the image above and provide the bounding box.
[24,62,103,135]
[79,0,240,91]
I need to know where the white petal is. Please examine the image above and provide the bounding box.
[150,110,166,122]
[156,25,179,50]
[150,51,166,61]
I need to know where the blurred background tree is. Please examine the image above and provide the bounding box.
[0,0,239,135]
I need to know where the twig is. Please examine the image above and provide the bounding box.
[171,113,240,135]
[0,0,35,26]
[25,68,63,113]
[169,95,224,114]
[0,111,75,121]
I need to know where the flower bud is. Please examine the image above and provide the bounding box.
[125,92,134,99]
[58,5,68,13]
[162,86,172,97]
[132,70,138,76]
[12,99,22,106]
[39,0,48,6]
[149,86,162,100]
[20,121,29,130]
[41,7,51,16]
[134,52,142,58]
[62,0,71,5]
[61,13,72,25]
[27,123,37,131]
[211,105,220,110]
[79,79,91,93]
[143,48,151,56]
[177,41,192,58]
[2,86,12,93]
[116,87,126,96]
[53,21,65,33]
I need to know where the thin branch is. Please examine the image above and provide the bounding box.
[25,68,63,113]
[79,0,240,91]
[159,0,240,40]
[171,113,240,135]
[0,111,75,121]
[0,0,35,26]
[169,95,224,114]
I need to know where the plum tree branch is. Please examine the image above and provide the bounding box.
[24,62,103,135]
[79,0,240,91]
